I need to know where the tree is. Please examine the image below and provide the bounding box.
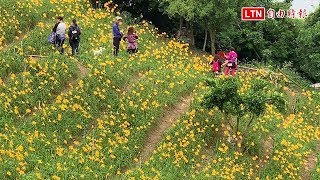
[296,21,320,82]
[163,0,243,53]
[162,0,199,45]
[195,0,258,54]
[214,1,297,62]
[195,0,232,54]
[202,77,285,149]
[306,6,320,27]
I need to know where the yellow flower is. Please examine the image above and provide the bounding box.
[16,145,24,152]
[76,124,83,129]
[52,175,61,180]
[166,135,171,140]
[211,169,218,176]
[218,143,229,153]
[56,147,64,157]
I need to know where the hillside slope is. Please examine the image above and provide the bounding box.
[0,1,319,179]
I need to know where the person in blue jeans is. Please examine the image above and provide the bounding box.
[53,16,66,54]
[68,19,82,56]
[112,16,123,56]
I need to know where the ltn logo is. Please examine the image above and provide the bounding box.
[241,7,266,21]
[241,7,308,21]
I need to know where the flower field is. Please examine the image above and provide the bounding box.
[0,0,319,179]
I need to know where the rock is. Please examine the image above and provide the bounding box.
[311,83,320,88]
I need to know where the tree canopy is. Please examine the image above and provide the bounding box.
[96,0,320,82]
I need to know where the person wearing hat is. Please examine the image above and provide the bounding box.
[112,16,123,56]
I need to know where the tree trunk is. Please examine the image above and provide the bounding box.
[177,17,183,39]
[179,17,183,34]
[89,0,96,8]
[203,30,208,51]
[210,29,216,55]
[190,24,195,46]
[236,117,239,134]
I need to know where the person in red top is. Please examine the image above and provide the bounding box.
[210,54,223,75]
[123,26,138,54]
[223,47,238,76]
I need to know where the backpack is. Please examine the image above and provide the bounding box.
[70,26,80,41]
[48,32,57,44]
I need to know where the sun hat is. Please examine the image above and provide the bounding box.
[115,16,123,21]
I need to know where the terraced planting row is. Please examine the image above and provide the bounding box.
[125,71,320,179]
[0,1,319,179]
[0,2,209,178]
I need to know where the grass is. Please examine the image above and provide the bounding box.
[0,1,319,179]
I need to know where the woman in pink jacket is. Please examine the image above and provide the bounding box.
[224,47,238,76]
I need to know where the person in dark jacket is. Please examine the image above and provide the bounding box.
[112,16,123,56]
[68,19,81,56]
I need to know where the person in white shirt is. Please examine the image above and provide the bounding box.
[52,16,66,54]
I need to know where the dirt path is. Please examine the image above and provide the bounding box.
[1,21,52,52]
[284,89,298,114]
[77,61,89,78]
[67,70,144,147]
[22,60,88,119]
[302,141,320,180]
[260,136,274,167]
[249,136,275,179]
[61,61,88,95]
[139,95,193,163]
[0,33,27,52]
[118,71,147,94]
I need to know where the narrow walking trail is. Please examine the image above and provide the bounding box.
[257,136,274,171]
[139,95,193,163]
[67,70,146,147]
[0,33,27,52]
[61,60,89,95]
[23,59,89,119]
[302,141,320,180]
[118,71,147,94]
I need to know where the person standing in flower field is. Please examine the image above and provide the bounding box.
[223,47,238,77]
[68,19,81,56]
[210,54,223,75]
[53,16,66,54]
[112,16,123,56]
[123,26,138,54]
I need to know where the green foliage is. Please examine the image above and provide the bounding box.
[296,20,320,82]
[217,2,300,63]
[257,19,299,64]
[202,77,285,133]
[99,0,320,82]
[306,7,320,27]
[163,0,198,21]
[202,77,240,114]
[196,0,240,30]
